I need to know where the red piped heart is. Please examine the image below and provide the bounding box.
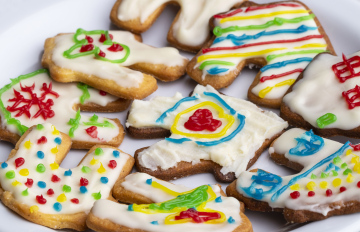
[184,109,222,132]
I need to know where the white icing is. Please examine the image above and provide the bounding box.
[116,0,244,47]
[127,85,288,177]
[283,51,360,130]
[0,71,120,143]
[0,123,131,214]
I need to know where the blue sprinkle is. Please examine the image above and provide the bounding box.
[335,165,341,171]
[207,66,229,75]
[228,216,235,224]
[150,221,159,225]
[53,202,62,212]
[37,181,46,188]
[64,169,72,176]
[1,162,8,169]
[100,177,108,184]
[128,204,133,211]
[37,151,44,159]
[80,186,88,194]
[54,137,62,145]
[113,150,120,158]
[215,196,222,203]
[146,178,152,185]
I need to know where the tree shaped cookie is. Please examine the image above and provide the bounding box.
[87,172,252,232]
[0,123,134,230]
[126,85,288,182]
[110,0,245,53]
[0,69,124,149]
[42,28,188,100]
[187,1,335,108]
[282,51,360,138]
[227,128,360,223]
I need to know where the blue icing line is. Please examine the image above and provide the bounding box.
[165,138,192,144]
[289,130,324,156]
[203,92,237,115]
[207,66,229,75]
[271,142,350,201]
[213,25,318,45]
[260,57,313,73]
[150,221,159,225]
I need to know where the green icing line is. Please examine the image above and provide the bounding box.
[213,14,316,36]
[316,113,337,129]
[198,61,235,70]
[68,110,81,138]
[266,49,327,62]
[83,114,115,128]
[76,83,90,105]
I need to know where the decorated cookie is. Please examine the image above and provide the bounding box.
[227,128,360,223]
[126,85,288,182]
[0,69,124,149]
[42,28,189,100]
[0,123,134,230]
[282,51,360,138]
[87,172,252,232]
[110,0,245,53]
[187,1,335,108]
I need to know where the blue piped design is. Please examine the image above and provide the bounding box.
[37,151,45,159]
[37,181,46,189]
[207,67,229,75]
[80,186,87,194]
[289,130,324,156]
[165,138,192,144]
[113,150,120,158]
[146,178,152,185]
[215,196,222,203]
[54,137,62,145]
[150,221,159,225]
[1,162,8,169]
[128,204,134,211]
[260,57,313,73]
[203,92,237,115]
[64,169,72,176]
[228,216,235,224]
[100,177,108,184]
[53,202,62,212]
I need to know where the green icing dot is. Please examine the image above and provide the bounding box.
[81,166,91,173]
[90,114,98,122]
[36,164,46,173]
[62,185,71,193]
[22,188,29,196]
[36,124,44,130]
[95,148,103,156]
[320,172,329,178]
[5,170,15,179]
[343,168,352,175]
[311,174,317,179]
[92,191,101,200]
[341,163,348,169]
[332,170,338,176]
[333,157,342,165]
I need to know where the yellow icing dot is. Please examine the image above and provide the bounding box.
[346,173,354,183]
[354,163,360,173]
[290,183,300,190]
[332,178,342,187]
[57,193,67,202]
[351,156,359,164]
[24,140,32,149]
[19,169,29,176]
[50,162,59,170]
[29,205,39,213]
[52,126,59,135]
[51,146,58,154]
[97,163,106,174]
[319,181,328,189]
[90,158,99,166]
[346,149,353,156]
[11,180,21,186]
[306,181,316,191]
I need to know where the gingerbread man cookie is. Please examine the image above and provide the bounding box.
[227,128,360,223]
[187,1,335,108]
[0,69,124,149]
[87,172,252,232]
[42,28,189,100]
[0,123,134,230]
[126,85,288,182]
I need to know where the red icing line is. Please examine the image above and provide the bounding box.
[245,3,301,12]
[342,85,360,109]
[332,54,360,83]
[174,208,221,223]
[85,126,98,139]
[184,109,222,132]
[37,136,47,144]
[202,35,324,54]
[214,8,243,19]
[260,68,303,82]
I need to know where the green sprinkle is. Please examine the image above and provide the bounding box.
[341,163,348,169]
[332,170,338,176]
[92,191,101,200]
[316,113,337,129]
[343,168,352,175]
[22,188,29,196]
[333,156,342,165]
[5,170,15,179]
[90,114,98,122]
[68,110,81,137]
[36,124,44,130]
[311,173,317,179]
[62,185,71,193]
[321,172,329,178]
[81,166,91,173]
[36,164,46,173]
[95,148,103,156]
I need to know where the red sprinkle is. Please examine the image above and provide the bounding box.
[80,44,94,52]
[308,191,315,197]
[51,174,60,183]
[99,33,113,43]
[99,90,107,96]
[108,160,117,169]
[36,195,47,204]
[25,178,33,188]
[47,188,54,196]
[37,136,47,144]
[85,126,98,139]
[98,50,106,58]
[108,43,123,52]
[357,181,360,188]
[85,35,93,43]
[290,191,300,199]
[340,186,347,192]
[184,109,222,132]
[326,189,332,197]
[80,177,89,186]
[71,198,79,204]
[15,157,25,168]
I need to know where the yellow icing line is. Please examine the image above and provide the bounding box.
[220,10,310,23]
[294,43,327,49]
[258,79,296,98]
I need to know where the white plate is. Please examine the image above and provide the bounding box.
[1,0,360,231]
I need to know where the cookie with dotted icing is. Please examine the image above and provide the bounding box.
[0,69,124,149]
[110,0,245,53]
[281,51,360,138]
[227,128,360,223]
[126,84,288,182]
[0,123,134,230]
[42,28,189,100]
[187,1,335,108]
[86,172,252,232]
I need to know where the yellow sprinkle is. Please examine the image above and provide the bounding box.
[57,193,67,202]
[50,162,59,170]
[346,149,353,156]
[354,163,360,173]
[24,140,32,149]
[19,169,29,176]
[220,10,310,23]
[258,79,295,98]
[11,180,21,186]
[319,181,328,189]
[346,173,354,183]
[29,205,39,213]
[52,126,59,135]
[51,146,58,154]
[332,178,342,187]
[351,156,359,164]
[90,158,99,166]
[306,181,316,191]
[97,163,106,174]
[294,43,327,49]
[290,183,300,190]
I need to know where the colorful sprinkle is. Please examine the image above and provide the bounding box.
[36,163,46,173]
[332,170,338,176]
[50,162,59,170]
[128,204,133,211]
[71,198,79,204]
[100,177,108,184]
[316,113,337,128]
[52,126,59,135]
[81,166,91,173]
[332,178,341,187]
[343,168,352,175]
[306,181,316,191]
[37,181,46,188]
[15,157,25,168]
[80,186,87,194]
[320,172,329,178]
[108,160,117,169]
[357,181,360,188]
[19,169,29,176]
[51,174,61,182]
[36,124,44,130]
[22,188,29,196]
[326,189,332,197]
[25,178,33,188]
[37,151,44,159]
[53,202,62,212]
[146,178,152,185]
[310,174,317,179]
[12,180,21,186]
[24,140,32,149]
[37,136,47,144]
[92,192,101,200]
[62,185,71,193]
[341,163,348,169]
[36,195,47,204]
[319,181,328,189]
[80,177,89,186]
[29,205,39,213]
[57,193,67,202]
[290,183,300,190]
[308,191,315,197]
[150,221,159,225]
[1,163,8,169]
[64,169,72,176]
[215,196,222,203]
[54,137,62,145]
[97,163,106,174]
[95,148,103,156]
[333,157,342,165]
[290,191,300,199]
[5,170,15,179]
[346,173,354,183]
[340,186,347,192]
[228,216,235,224]
[90,158,98,165]
[47,188,54,196]
[113,150,120,158]
[51,146,58,154]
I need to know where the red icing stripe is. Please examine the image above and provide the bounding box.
[245,3,301,13]
[202,35,324,54]
[214,8,243,19]
[260,68,303,82]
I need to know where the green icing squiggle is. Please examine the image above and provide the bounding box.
[266,49,327,62]
[76,83,90,104]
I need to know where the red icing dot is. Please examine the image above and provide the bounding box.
[326,189,332,197]
[80,44,94,52]
[15,157,25,168]
[99,90,107,96]
[99,33,113,43]
[85,35,93,43]
[108,43,123,52]
[80,177,89,186]
[37,136,47,144]
[290,191,300,199]
[108,160,117,169]
[36,195,47,204]
[71,198,79,204]
[98,50,106,58]
[47,188,54,196]
[357,181,360,188]
[25,178,33,188]
[184,109,222,132]
[85,126,98,139]
[308,191,315,197]
[340,186,347,192]
[51,174,60,183]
